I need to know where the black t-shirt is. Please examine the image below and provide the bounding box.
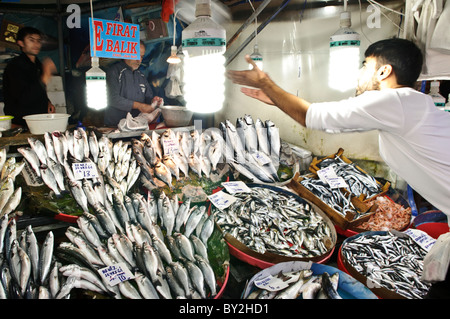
[3,52,49,126]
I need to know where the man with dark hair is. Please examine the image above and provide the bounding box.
[228,37,450,297]
[3,26,56,126]
[104,41,163,127]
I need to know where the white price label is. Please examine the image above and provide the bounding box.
[317,166,348,189]
[254,275,290,292]
[72,162,99,180]
[221,181,252,194]
[403,228,436,252]
[162,138,180,156]
[208,190,237,210]
[97,263,135,286]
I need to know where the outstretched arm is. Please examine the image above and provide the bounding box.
[227,55,311,127]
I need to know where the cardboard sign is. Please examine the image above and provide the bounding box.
[89,18,140,60]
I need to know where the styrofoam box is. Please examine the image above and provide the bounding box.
[47,91,66,107]
[47,76,64,92]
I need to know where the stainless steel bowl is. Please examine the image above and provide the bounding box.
[160,105,193,127]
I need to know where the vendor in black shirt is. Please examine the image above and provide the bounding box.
[3,26,56,126]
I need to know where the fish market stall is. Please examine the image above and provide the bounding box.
[0,114,439,300]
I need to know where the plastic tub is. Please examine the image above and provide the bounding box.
[23,113,70,135]
[0,115,13,131]
[242,261,378,299]
[413,210,449,239]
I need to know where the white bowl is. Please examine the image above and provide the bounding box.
[160,105,193,127]
[0,115,13,131]
[23,113,70,135]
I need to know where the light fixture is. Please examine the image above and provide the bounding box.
[328,0,360,92]
[248,0,263,70]
[167,0,182,64]
[86,0,107,110]
[181,0,226,113]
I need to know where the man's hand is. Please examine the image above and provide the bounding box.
[226,55,269,88]
[151,96,164,108]
[48,101,55,113]
[41,57,57,85]
[240,87,274,105]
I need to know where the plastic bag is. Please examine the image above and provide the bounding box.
[421,232,450,283]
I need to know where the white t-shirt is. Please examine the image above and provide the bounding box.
[306,87,450,224]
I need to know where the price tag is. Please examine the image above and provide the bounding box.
[21,161,44,187]
[254,275,290,292]
[97,263,135,286]
[252,151,271,166]
[403,228,436,252]
[162,138,180,156]
[72,162,99,180]
[317,166,348,189]
[208,190,237,210]
[221,181,252,194]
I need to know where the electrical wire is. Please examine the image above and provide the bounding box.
[247,0,258,45]
[90,0,96,57]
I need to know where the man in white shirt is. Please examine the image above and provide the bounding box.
[227,38,450,297]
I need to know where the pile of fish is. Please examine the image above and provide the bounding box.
[246,269,342,299]
[220,116,287,184]
[341,231,431,299]
[55,191,222,299]
[130,129,227,190]
[0,215,59,299]
[213,186,333,258]
[315,155,382,199]
[300,176,360,218]
[0,148,24,219]
[18,129,141,212]
[129,116,296,190]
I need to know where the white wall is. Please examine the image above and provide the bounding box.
[219,1,404,162]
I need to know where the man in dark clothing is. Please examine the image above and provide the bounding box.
[104,42,163,127]
[3,26,56,126]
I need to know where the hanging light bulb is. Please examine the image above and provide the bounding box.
[328,6,360,92]
[249,43,263,70]
[86,56,107,110]
[86,0,107,110]
[182,0,226,113]
[167,45,181,64]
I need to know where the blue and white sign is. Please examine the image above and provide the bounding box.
[89,17,140,60]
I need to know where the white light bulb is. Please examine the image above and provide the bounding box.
[328,11,360,92]
[86,57,107,110]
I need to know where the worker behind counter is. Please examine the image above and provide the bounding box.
[3,26,56,127]
[104,41,163,127]
[228,38,450,298]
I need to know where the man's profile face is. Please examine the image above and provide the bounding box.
[355,56,381,96]
[18,33,42,57]
[125,44,145,71]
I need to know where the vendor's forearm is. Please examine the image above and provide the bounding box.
[260,77,311,127]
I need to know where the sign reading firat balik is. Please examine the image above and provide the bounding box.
[89,18,140,60]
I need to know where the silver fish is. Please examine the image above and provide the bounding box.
[162,155,180,181]
[154,161,173,189]
[44,132,58,163]
[134,271,159,299]
[28,137,48,165]
[47,157,65,192]
[17,147,41,177]
[195,254,217,297]
[40,164,61,196]
[39,231,54,285]
[89,131,99,163]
